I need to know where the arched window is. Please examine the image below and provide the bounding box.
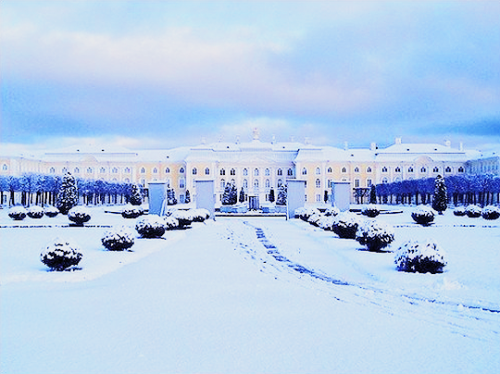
[327,179,332,188]
[230,168,236,176]
[192,168,197,175]
[315,167,321,175]
[382,166,388,173]
[231,179,236,185]
[302,167,307,175]
[124,178,130,183]
[458,166,464,173]
[327,167,332,173]
[265,168,270,176]
[342,167,347,173]
[179,167,185,173]
[277,168,283,176]
[265,179,270,188]
[254,168,259,176]
[205,167,210,175]
[315,179,321,188]
[277,179,283,187]
[433,167,439,173]
[49,167,56,174]
[382,177,388,184]
[153,167,158,174]
[253,179,259,188]
[445,166,452,173]
[2,164,8,171]
[179,178,185,189]
[354,167,360,173]
[243,168,248,176]
[408,167,414,173]
[165,167,170,173]
[420,167,426,173]
[367,167,372,173]
[87,167,93,173]
[287,168,293,176]
[140,167,146,174]
[220,179,225,189]
[112,167,118,174]
[354,179,360,188]
[395,167,401,173]
[220,168,225,176]
[124,167,131,173]
[243,179,248,188]
[62,167,68,174]
[100,167,106,173]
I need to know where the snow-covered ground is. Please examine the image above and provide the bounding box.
[1,205,499,373]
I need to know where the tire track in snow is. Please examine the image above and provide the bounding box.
[240,220,500,342]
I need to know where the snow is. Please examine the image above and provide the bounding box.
[1,205,499,373]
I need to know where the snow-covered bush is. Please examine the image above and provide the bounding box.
[164,216,179,230]
[465,205,482,218]
[135,215,166,238]
[40,238,83,271]
[121,205,144,219]
[294,207,320,221]
[453,206,466,216]
[356,220,395,252]
[68,206,92,225]
[394,239,447,274]
[27,206,44,219]
[411,206,435,226]
[191,208,210,222]
[8,206,27,221]
[101,227,135,251]
[331,213,363,239]
[324,207,340,217]
[128,184,143,206]
[56,172,78,214]
[44,205,59,218]
[307,212,324,227]
[318,216,336,231]
[170,210,194,228]
[361,204,380,218]
[481,206,500,220]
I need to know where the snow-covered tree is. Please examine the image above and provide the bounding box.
[222,182,237,205]
[432,175,447,214]
[276,184,287,206]
[56,172,79,214]
[167,187,177,205]
[129,183,143,206]
[369,184,377,204]
[185,189,191,204]
[268,187,275,203]
[239,187,245,203]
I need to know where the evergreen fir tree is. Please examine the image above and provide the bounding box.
[129,183,143,206]
[276,184,287,206]
[432,175,447,214]
[167,187,177,205]
[369,184,377,204]
[324,190,329,203]
[239,187,245,203]
[185,190,191,204]
[269,188,275,203]
[56,172,78,214]
[222,182,237,205]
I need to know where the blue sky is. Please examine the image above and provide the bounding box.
[1,0,499,153]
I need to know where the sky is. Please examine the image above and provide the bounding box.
[1,0,499,154]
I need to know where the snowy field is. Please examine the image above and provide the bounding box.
[1,205,499,374]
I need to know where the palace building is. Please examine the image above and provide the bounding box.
[1,129,496,204]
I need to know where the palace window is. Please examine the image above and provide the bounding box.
[421,167,427,173]
[327,167,332,173]
[354,167,360,173]
[367,167,372,173]
[315,179,321,188]
[179,167,185,173]
[445,166,452,173]
[382,166,388,173]
[265,179,270,188]
[265,168,270,176]
[458,166,464,173]
[100,167,106,173]
[205,168,210,175]
[278,179,283,187]
[342,167,347,173]
[254,168,259,176]
[220,179,225,189]
[243,168,248,176]
[124,167,131,173]
[165,167,170,173]
[302,167,307,175]
[254,179,259,188]
[179,178,185,189]
[192,168,197,175]
[277,168,283,176]
[220,168,225,176]
[153,167,158,174]
[62,167,68,174]
[230,168,236,176]
[243,179,248,189]
[367,179,372,187]
[315,167,321,175]
[354,179,360,188]
[87,167,93,174]
[49,167,56,174]
[112,167,119,174]
[287,168,293,176]
[395,167,401,173]
[316,194,321,202]
[74,167,80,174]
[382,177,388,184]
[433,167,439,173]
[2,164,8,171]
[408,167,414,173]
[140,167,146,174]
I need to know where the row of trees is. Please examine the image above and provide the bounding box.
[221,182,287,205]
[374,174,500,207]
[0,173,144,207]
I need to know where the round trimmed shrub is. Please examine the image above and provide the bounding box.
[68,206,92,225]
[101,227,135,251]
[395,239,447,274]
[318,216,336,231]
[356,220,395,252]
[164,216,179,230]
[27,206,44,219]
[465,205,482,218]
[294,207,319,221]
[481,206,500,220]
[121,205,144,219]
[324,207,340,217]
[453,206,466,216]
[170,210,194,228]
[40,238,83,271]
[411,206,435,226]
[361,204,380,218]
[44,205,60,218]
[192,208,210,222]
[331,213,363,239]
[135,215,166,238]
[8,206,27,221]
[307,212,324,227]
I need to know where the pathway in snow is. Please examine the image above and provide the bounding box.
[222,218,500,343]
